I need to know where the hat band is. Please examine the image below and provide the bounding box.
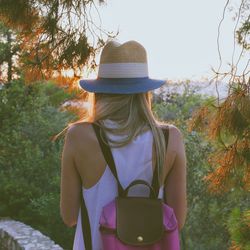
[98,63,148,78]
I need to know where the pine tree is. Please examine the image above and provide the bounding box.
[0,0,114,82]
[188,1,250,249]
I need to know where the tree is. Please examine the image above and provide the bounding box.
[0,22,19,82]
[152,83,247,249]
[0,0,115,83]
[188,1,250,249]
[0,79,77,249]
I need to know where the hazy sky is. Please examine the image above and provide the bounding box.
[85,0,248,81]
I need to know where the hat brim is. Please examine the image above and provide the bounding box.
[79,77,166,94]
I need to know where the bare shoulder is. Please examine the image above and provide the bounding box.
[168,124,183,140]
[65,121,93,144]
[162,124,185,153]
[160,123,183,138]
[169,125,186,168]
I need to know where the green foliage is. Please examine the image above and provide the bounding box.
[1,80,248,249]
[29,192,75,249]
[152,82,214,122]
[152,82,250,250]
[236,0,250,51]
[227,208,250,250]
[0,79,76,249]
[182,130,229,249]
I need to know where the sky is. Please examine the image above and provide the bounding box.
[84,0,249,81]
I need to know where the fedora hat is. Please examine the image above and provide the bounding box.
[79,40,166,94]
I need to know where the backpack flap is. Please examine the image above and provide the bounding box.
[116,197,164,246]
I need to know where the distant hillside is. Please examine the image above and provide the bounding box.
[154,80,229,99]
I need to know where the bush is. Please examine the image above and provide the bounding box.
[227,208,250,250]
[1,80,248,249]
[0,80,76,249]
[153,82,249,249]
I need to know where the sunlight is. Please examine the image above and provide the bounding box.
[61,69,75,78]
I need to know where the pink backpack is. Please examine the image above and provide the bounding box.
[80,123,180,250]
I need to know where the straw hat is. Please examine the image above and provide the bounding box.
[79,40,166,94]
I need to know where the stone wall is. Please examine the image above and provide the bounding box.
[0,218,63,250]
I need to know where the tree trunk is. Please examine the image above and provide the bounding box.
[7,30,12,82]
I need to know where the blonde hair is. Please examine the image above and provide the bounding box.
[53,91,168,185]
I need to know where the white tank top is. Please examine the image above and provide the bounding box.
[73,120,164,250]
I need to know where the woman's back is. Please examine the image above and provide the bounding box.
[73,119,166,250]
[60,40,187,250]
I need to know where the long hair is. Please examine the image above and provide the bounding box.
[53,91,167,185]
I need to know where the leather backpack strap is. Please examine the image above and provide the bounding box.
[80,188,92,250]
[92,122,125,196]
[162,126,170,204]
[151,126,169,197]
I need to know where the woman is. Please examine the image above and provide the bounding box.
[60,40,187,250]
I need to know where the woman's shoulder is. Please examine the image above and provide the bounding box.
[158,123,184,152]
[158,123,183,137]
[64,121,94,144]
